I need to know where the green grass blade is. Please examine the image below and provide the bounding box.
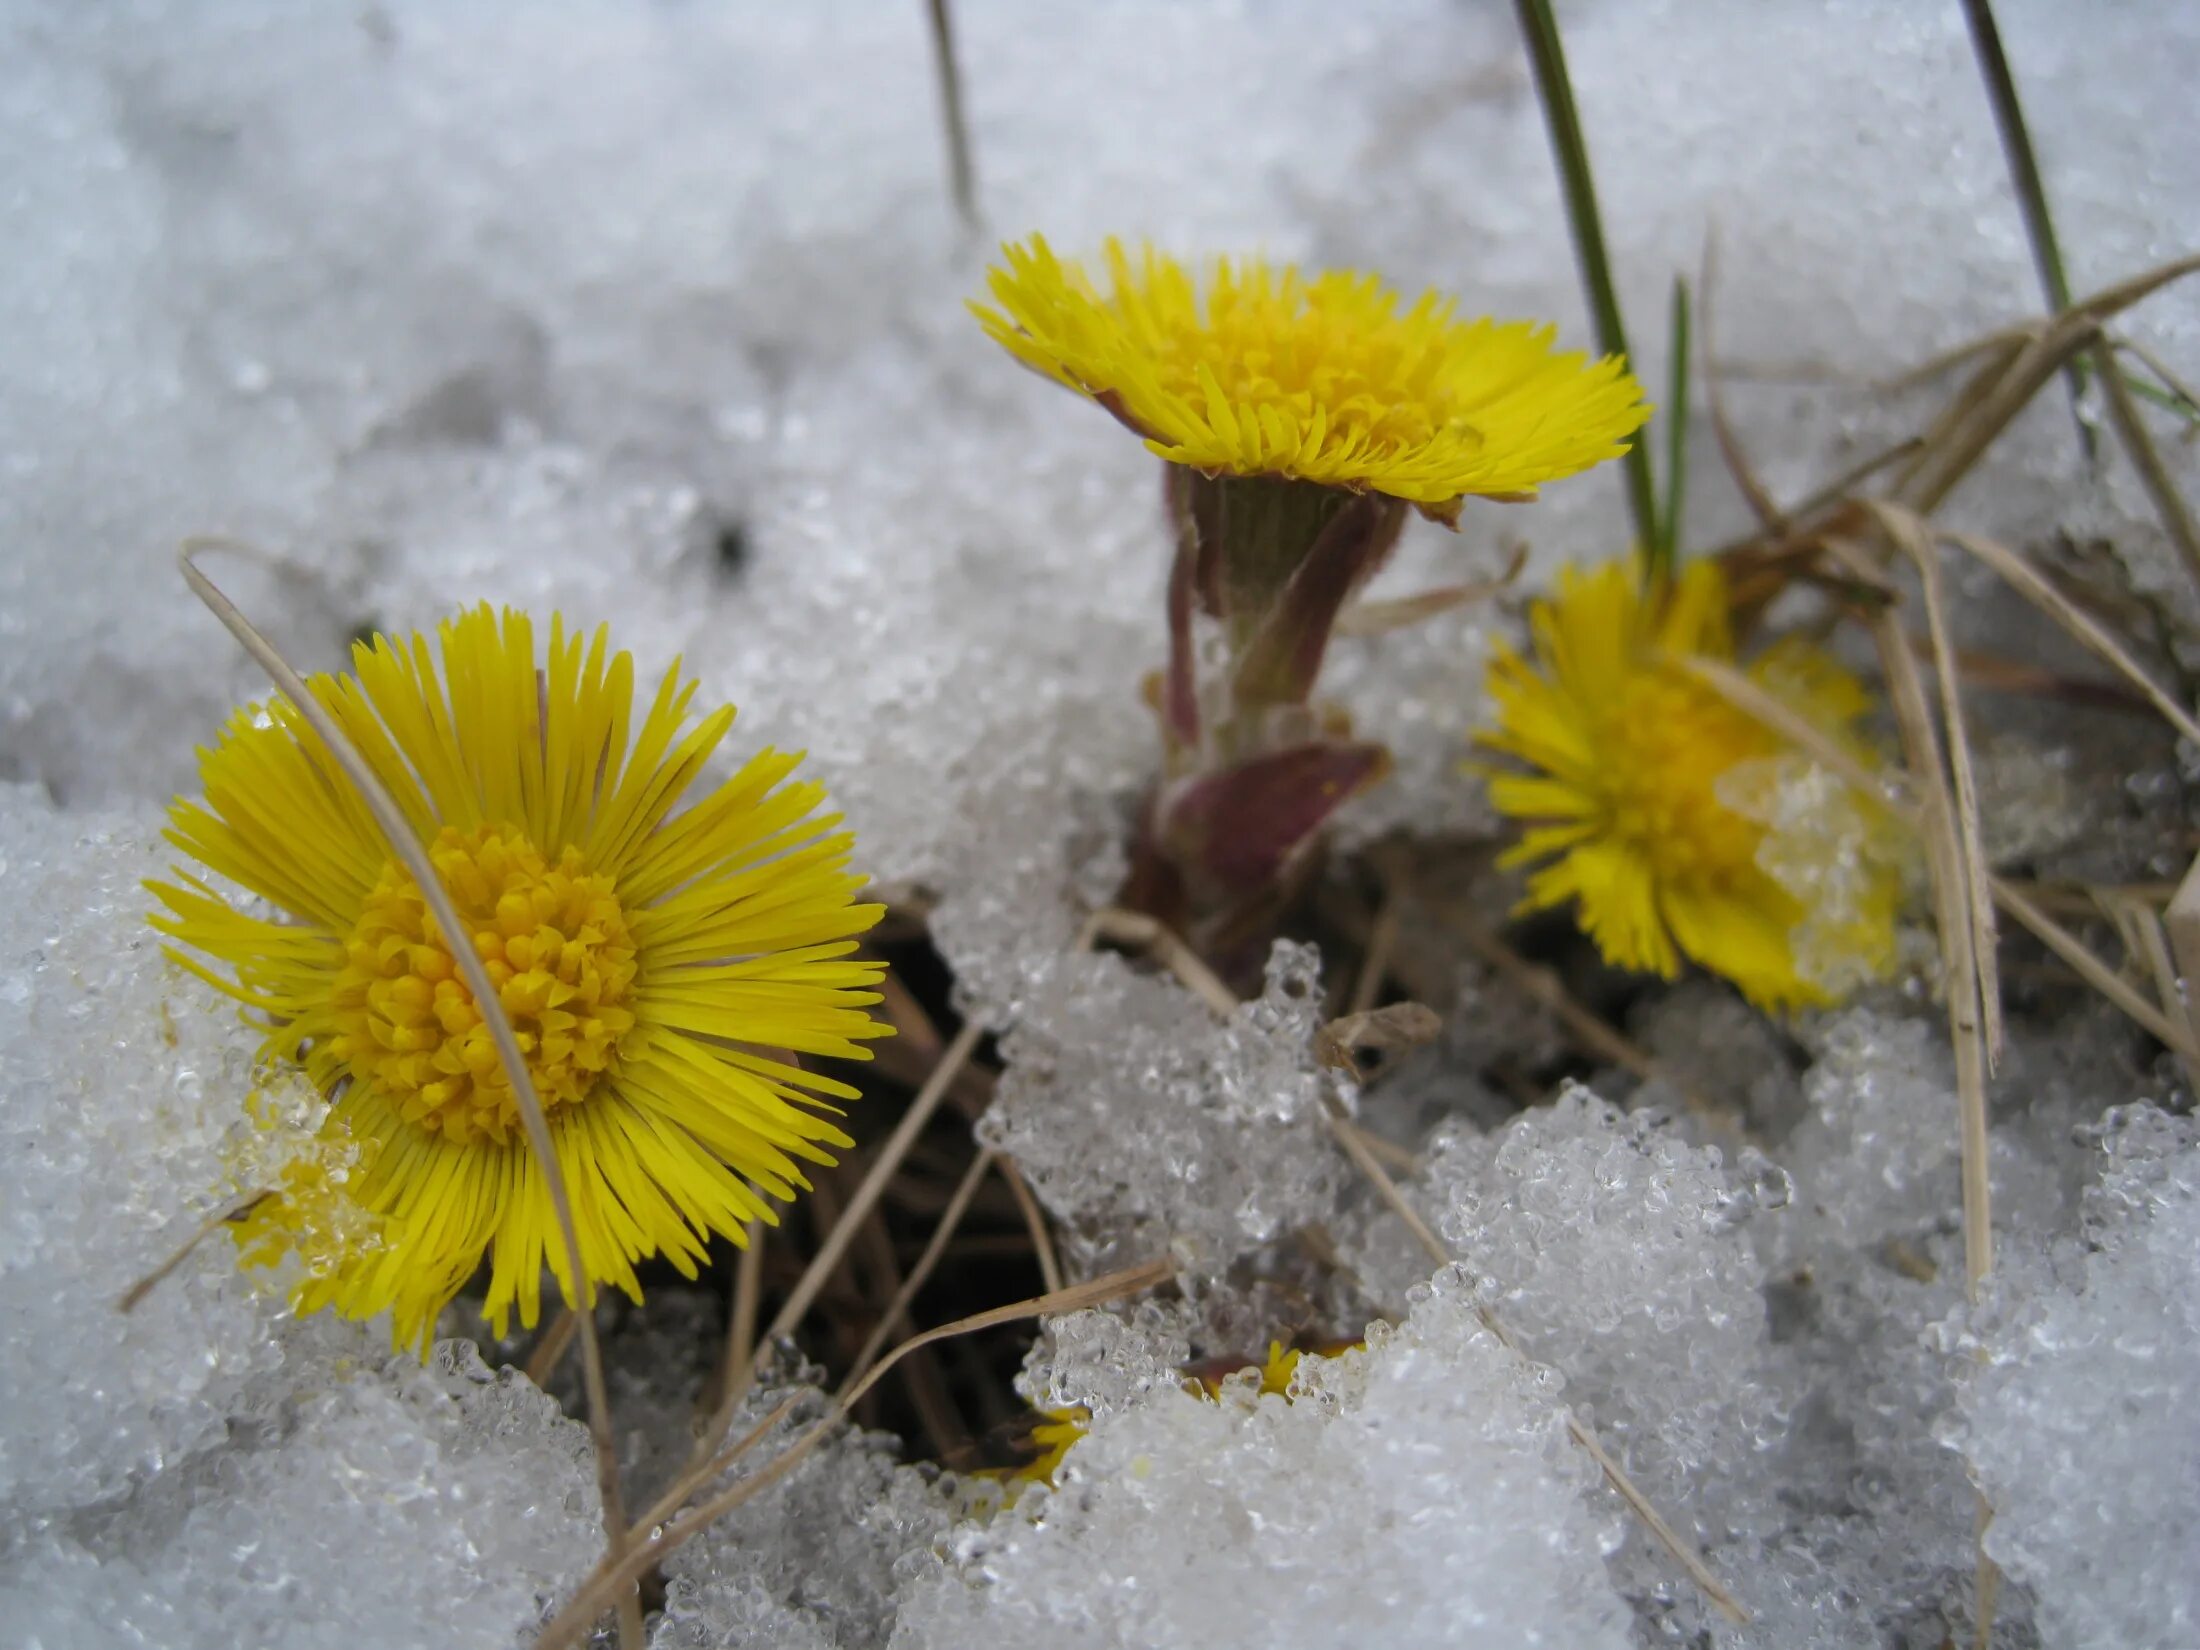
[1656,277,1692,575]
[2120,366,2200,427]
[1961,0,2095,459]
[1510,0,1659,559]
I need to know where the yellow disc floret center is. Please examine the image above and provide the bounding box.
[330,824,639,1147]
[1598,666,1779,894]
[1159,274,1455,462]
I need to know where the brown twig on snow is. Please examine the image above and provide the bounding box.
[1334,544,1529,637]
[1890,255,2200,513]
[838,1148,996,1393]
[2159,858,2200,1074]
[1864,504,2005,1067]
[117,1190,272,1314]
[714,1015,985,1447]
[1821,530,1996,1297]
[1079,906,1241,1018]
[536,1260,1178,1650]
[995,1156,1064,1295]
[524,1309,580,1390]
[1416,891,1731,1128]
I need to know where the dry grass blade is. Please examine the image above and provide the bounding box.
[1892,254,2200,513]
[2112,332,2200,428]
[2093,887,2199,1095]
[1699,230,1785,532]
[1323,1096,1451,1270]
[1876,321,2035,395]
[1770,437,1930,544]
[117,1189,271,1313]
[1907,635,2152,714]
[1674,655,1897,802]
[1938,529,2200,747]
[1994,876,2199,1058]
[1673,656,2200,1064]
[1866,504,2004,1064]
[1079,906,1240,1018]
[996,1156,1064,1295]
[2100,323,2200,595]
[712,1014,985,1451]
[1335,545,1529,637]
[537,1260,1177,1650]
[1422,898,1728,1126]
[839,1148,997,1393]
[178,545,646,1647]
[701,1215,769,1420]
[1821,534,1995,1294]
[1887,334,2031,503]
[854,1203,963,1451]
[1318,1091,1748,1625]
[524,1310,580,1390]
[1348,881,1403,1017]
[2165,855,2200,1061]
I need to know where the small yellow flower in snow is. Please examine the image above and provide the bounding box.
[972,235,1648,521]
[151,606,890,1350]
[1479,558,1897,1009]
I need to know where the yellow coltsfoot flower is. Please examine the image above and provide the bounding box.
[151,606,890,1351]
[1479,557,1898,1010]
[972,235,1648,519]
[974,235,1647,966]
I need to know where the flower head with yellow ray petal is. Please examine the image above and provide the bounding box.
[972,235,1648,519]
[151,606,890,1351]
[1478,558,1898,1009]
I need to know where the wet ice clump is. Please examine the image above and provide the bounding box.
[0,785,616,1646]
[1338,1085,1797,1630]
[3,1341,603,1650]
[893,1266,1633,1650]
[1331,1003,2138,1645]
[1720,753,1908,1005]
[0,784,290,1517]
[655,1368,956,1650]
[1951,1105,2200,1650]
[1417,1090,1776,1490]
[1017,1305,1195,1421]
[976,939,1348,1278]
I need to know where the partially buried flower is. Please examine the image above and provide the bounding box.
[972,235,1648,520]
[1479,558,1898,1010]
[1009,1340,1349,1489]
[151,606,890,1351]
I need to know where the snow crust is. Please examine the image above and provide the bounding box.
[3,1,2197,1645]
